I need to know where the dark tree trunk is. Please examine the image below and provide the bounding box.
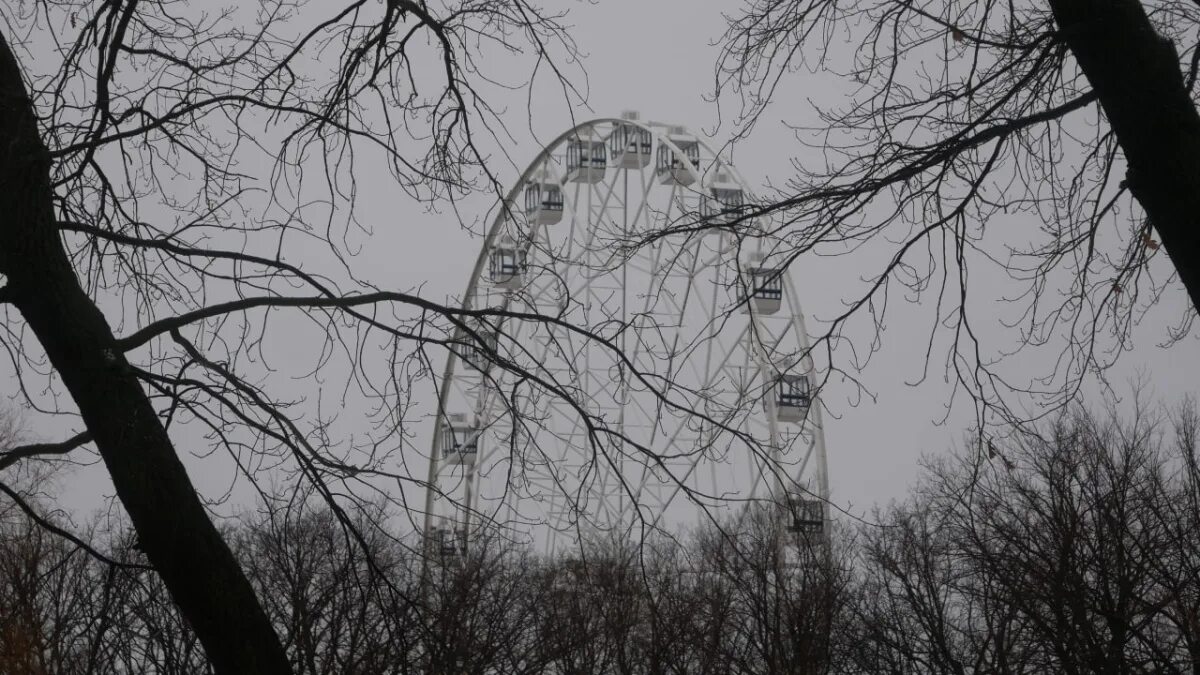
[1050,0,1200,312]
[0,32,291,675]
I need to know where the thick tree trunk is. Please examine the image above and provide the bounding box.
[0,33,291,675]
[1049,0,1200,312]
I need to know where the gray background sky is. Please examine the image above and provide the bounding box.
[10,0,1199,525]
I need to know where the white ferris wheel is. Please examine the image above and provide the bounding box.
[422,113,829,558]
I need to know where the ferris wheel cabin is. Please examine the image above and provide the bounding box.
[564,136,607,184]
[524,176,564,226]
[439,412,479,465]
[656,129,700,185]
[459,319,498,372]
[784,495,824,534]
[771,373,812,423]
[703,173,747,225]
[429,517,468,558]
[741,255,782,315]
[609,122,652,169]
[488,235,527,290]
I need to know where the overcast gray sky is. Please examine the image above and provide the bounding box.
[10,0,1199,528]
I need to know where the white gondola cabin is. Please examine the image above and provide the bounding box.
[439,413,479,465]
[771,373,812,423]
[488,235,526,289]
[430,518,468,558]
[741,256,782,315]
[702,174,746,225]
[785,495,824,534]
[459,319,498,371]
[609,121,652,169]
[656,129,700,185]
[525,176,564,226]
[564,137,607,183]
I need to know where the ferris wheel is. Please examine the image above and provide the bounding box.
[422,113,829,558]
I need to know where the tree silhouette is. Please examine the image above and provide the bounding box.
[711,0,1200,429]
[0,1,585,670]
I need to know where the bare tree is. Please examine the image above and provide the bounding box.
[235,496,421,674]
[6,396,1200,673]
[527,544,630,673]
[0,471,179,674]
[690,510,852,674]
[0,0,591,669]
[0,2,840,669]
[846,403,1200,673]
[1153,402,1200,671]
[710,0,1200,428]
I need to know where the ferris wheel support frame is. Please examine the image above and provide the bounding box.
[420,116,830,556]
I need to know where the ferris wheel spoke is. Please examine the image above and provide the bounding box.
[619,320,752,524]
[609,181,679,387]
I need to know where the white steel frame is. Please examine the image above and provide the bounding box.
[422,116,830,555]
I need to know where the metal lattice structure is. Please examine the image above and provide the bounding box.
[423,113,829,556]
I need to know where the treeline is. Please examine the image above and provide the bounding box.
[3,404,1200,674]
